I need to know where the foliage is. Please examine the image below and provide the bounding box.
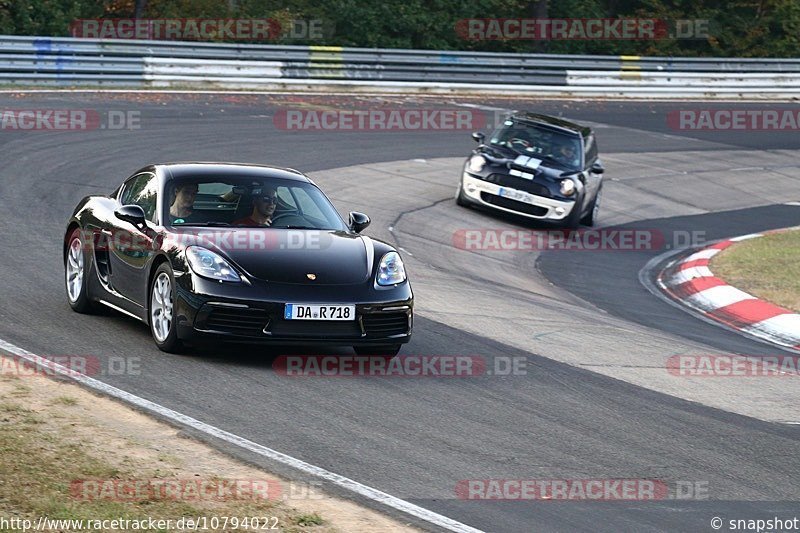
[0,0,797,57]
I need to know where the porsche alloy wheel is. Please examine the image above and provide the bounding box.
[66,237,84,303]
[150,263,182,352]
[65,228,96,313]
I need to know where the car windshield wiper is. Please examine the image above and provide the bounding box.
[275,225,320,230]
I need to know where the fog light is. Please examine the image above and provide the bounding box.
[466,183,477,193]
[555,207,565,216]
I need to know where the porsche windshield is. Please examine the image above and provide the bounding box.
[489,120,582,171]
[165,177,348,231]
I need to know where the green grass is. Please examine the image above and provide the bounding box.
[0,399,332,532]
[711,230,800,312]
[53,396,79,406]
[0,401,198,525]
[295,513,325,526]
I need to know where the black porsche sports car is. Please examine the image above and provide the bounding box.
[64,163,413,355]
[456,112,605,228]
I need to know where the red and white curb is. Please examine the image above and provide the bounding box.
[657,230,800,352]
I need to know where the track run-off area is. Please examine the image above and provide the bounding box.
[1,92,799,532]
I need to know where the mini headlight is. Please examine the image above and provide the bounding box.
[186,246,241,282]
[468,155,486,173]
[377,251,407,286]
[560,178,576,196]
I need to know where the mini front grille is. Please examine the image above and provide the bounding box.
[362,312,410,337]
[485,173,551,198]
[480,193,548,217]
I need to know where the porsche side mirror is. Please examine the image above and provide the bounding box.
[590,162,605,174]
[472,132,485,143]
[115,204,147,227]
[349,211,371,233]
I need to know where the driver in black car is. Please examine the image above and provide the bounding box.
[233,187,278,226]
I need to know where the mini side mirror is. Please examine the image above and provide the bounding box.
[472,132,485,143]
[591,162,605,174]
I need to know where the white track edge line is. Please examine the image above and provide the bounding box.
[0,337,483,533]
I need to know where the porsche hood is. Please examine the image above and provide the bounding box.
[178,229,375,285]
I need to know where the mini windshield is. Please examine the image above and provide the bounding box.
[489,120,583,171]
[164,176,348,231]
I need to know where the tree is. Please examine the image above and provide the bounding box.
[135,0,147,18]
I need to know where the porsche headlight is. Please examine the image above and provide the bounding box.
[186,246,241,282]
[377,251,406,286]
[560,178,576,196]
[468,155,486,173]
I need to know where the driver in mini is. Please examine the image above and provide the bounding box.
[233,187,278,226]
[555,144,580,167]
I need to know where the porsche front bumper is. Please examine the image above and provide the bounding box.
[173,273,413,346]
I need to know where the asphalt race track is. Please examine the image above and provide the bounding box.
[1,92,799,532]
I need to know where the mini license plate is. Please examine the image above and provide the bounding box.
[498,187,537,205]
[284,304,356,321]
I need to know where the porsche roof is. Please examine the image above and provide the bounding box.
[158,163,309,182]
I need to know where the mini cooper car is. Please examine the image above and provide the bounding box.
[456,112,605,228]
[64,163,413,355]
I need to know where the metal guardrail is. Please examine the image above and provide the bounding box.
[1,34,799,97]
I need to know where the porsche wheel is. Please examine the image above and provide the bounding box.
[150,262,182,353]
[65,228,96,313]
